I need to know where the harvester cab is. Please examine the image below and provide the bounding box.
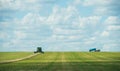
[34,47,44,54]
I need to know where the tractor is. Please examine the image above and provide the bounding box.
[89,48,100,52]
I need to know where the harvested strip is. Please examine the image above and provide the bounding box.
[0,53,39,64]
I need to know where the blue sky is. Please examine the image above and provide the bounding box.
[0,0,120,52]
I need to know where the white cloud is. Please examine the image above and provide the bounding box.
[107,25,120,31]
[0,32,10,39]
[82,0,120,15]
[102,43,120,51]
[0,12,53,50]
[101,31,109,37]
[100,16,120,51]
[0,0,120,51]
[22,13,46,25]
[0,0,42,12]
[53,28,83,35]
[102,16,120,31]
[14,31,26,39]
[47,5,78,25]
[73,0,82,5]
[45,5,102,46]
[83,36,97,45]
[94,7,108,15]
[78,16,101,26]
[83,0,112,6]
[104,16,120,25]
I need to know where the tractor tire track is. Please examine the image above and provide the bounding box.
[0,53,39,64]
[86,53,113,61]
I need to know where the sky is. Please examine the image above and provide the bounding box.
[0,0,120,52]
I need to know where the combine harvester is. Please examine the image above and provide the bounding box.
[34,47,44,54]
[89,48,100,52]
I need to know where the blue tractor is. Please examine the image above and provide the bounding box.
[89,48,100,52]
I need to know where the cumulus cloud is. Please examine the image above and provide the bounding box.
[0,12,53,51]
[0,31,10,40]
[14,31,26,39]
[104,16,120,25]
[101,31,109,37]
[0,0,42,11]
[100,16,120,51]
[47,5,78,25]
[83,0,120,15]
[102,43,120,51]
[83,0,113,6]
[0,0,120,51]
[73,0,82,5]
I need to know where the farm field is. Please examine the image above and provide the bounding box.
[0,52,120,71]
[0,52,33,61]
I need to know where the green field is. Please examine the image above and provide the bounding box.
[0,52,120,71]
[0,52,32,61]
